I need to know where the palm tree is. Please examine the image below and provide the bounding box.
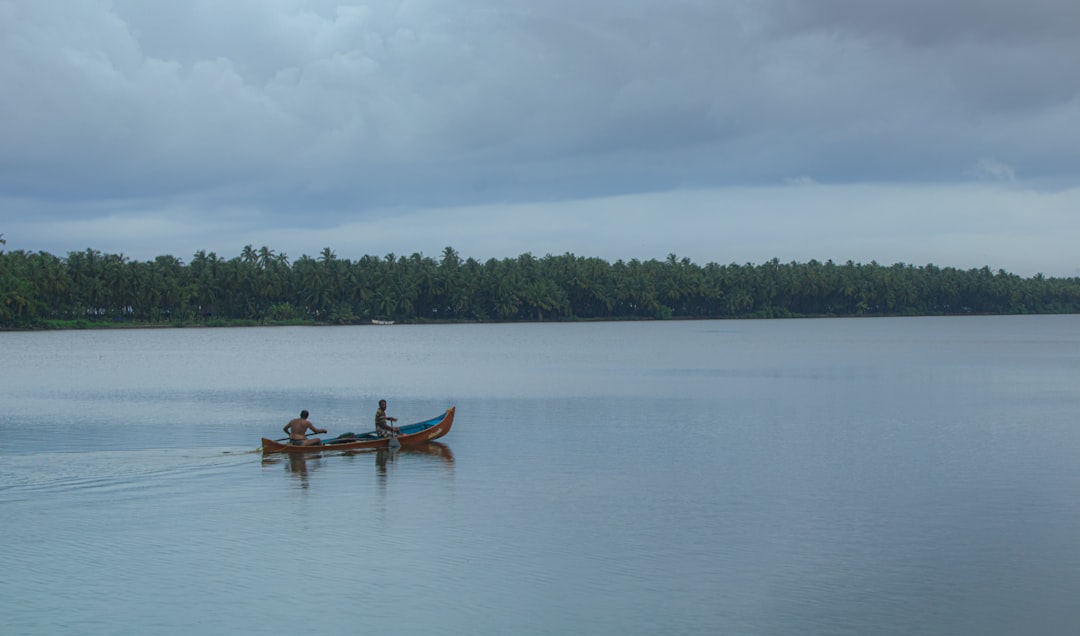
[0,274,35,324]
[294,255,329,318]
[407,252,438,319]
[257,246,276,271]
[372,286,399,318]
[65,248,107,319]
[23,251,70,318]
[435,247,470,319]
[101,253,130,320]
[523,279,568,320]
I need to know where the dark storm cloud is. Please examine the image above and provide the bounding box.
[1,1,1078,275]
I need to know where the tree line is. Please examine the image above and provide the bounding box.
[2,241,1079,328]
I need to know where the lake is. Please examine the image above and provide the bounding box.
[2,316,1080,635]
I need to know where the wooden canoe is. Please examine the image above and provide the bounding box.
[262,406,455,454]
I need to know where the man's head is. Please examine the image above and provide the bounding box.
[378,400,387,409]
[301,409,309,419]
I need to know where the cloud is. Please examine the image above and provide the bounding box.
[5,1,1075,197]
[763,0,1080,44]
[5,182,1079,279]
[1,1,1078,278]
[967,159,1016,181]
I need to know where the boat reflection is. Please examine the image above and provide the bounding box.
[403,441,454,464]
[374,442,455,484]
[261,452,325,489]
[263,442,454,489]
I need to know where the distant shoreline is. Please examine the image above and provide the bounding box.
[5,249,1079,329]
[3,311,1075,332]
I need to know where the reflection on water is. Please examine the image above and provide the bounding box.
[401,441,454,464]
[259,442,455,490]
[375,447,394,486]
[287,452,320,487]
[260,450,328,489]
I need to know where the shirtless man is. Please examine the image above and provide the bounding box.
[283,410,327,446]
[375,400,399,437]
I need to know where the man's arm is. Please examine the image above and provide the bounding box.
[307,423,327,435]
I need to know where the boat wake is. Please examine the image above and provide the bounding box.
[0,448,257,503]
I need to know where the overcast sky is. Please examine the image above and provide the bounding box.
[2,0,1078,276]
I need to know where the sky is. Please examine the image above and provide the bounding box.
[2,0,1079,277]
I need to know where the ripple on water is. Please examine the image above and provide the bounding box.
[0,448,260,503]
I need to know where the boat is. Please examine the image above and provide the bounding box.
[262,406,455,454]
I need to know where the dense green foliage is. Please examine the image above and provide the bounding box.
[2,243,1079,328]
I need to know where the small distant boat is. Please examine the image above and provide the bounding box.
[262,406,455,454]
[371,319,395,325]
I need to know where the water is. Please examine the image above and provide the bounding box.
[2,316,1080,635]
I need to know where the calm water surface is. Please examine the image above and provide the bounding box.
[2,316,1080,635]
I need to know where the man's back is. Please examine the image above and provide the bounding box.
[286,417,312,439]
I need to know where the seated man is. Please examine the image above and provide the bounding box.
[283,410,327,446]
[375,399,399,438]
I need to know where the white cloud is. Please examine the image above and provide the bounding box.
[967,159,1016,181]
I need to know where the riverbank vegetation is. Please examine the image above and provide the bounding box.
[2,243,1079,329]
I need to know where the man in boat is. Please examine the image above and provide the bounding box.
[375,400,399,437]
[283,410,327,446]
